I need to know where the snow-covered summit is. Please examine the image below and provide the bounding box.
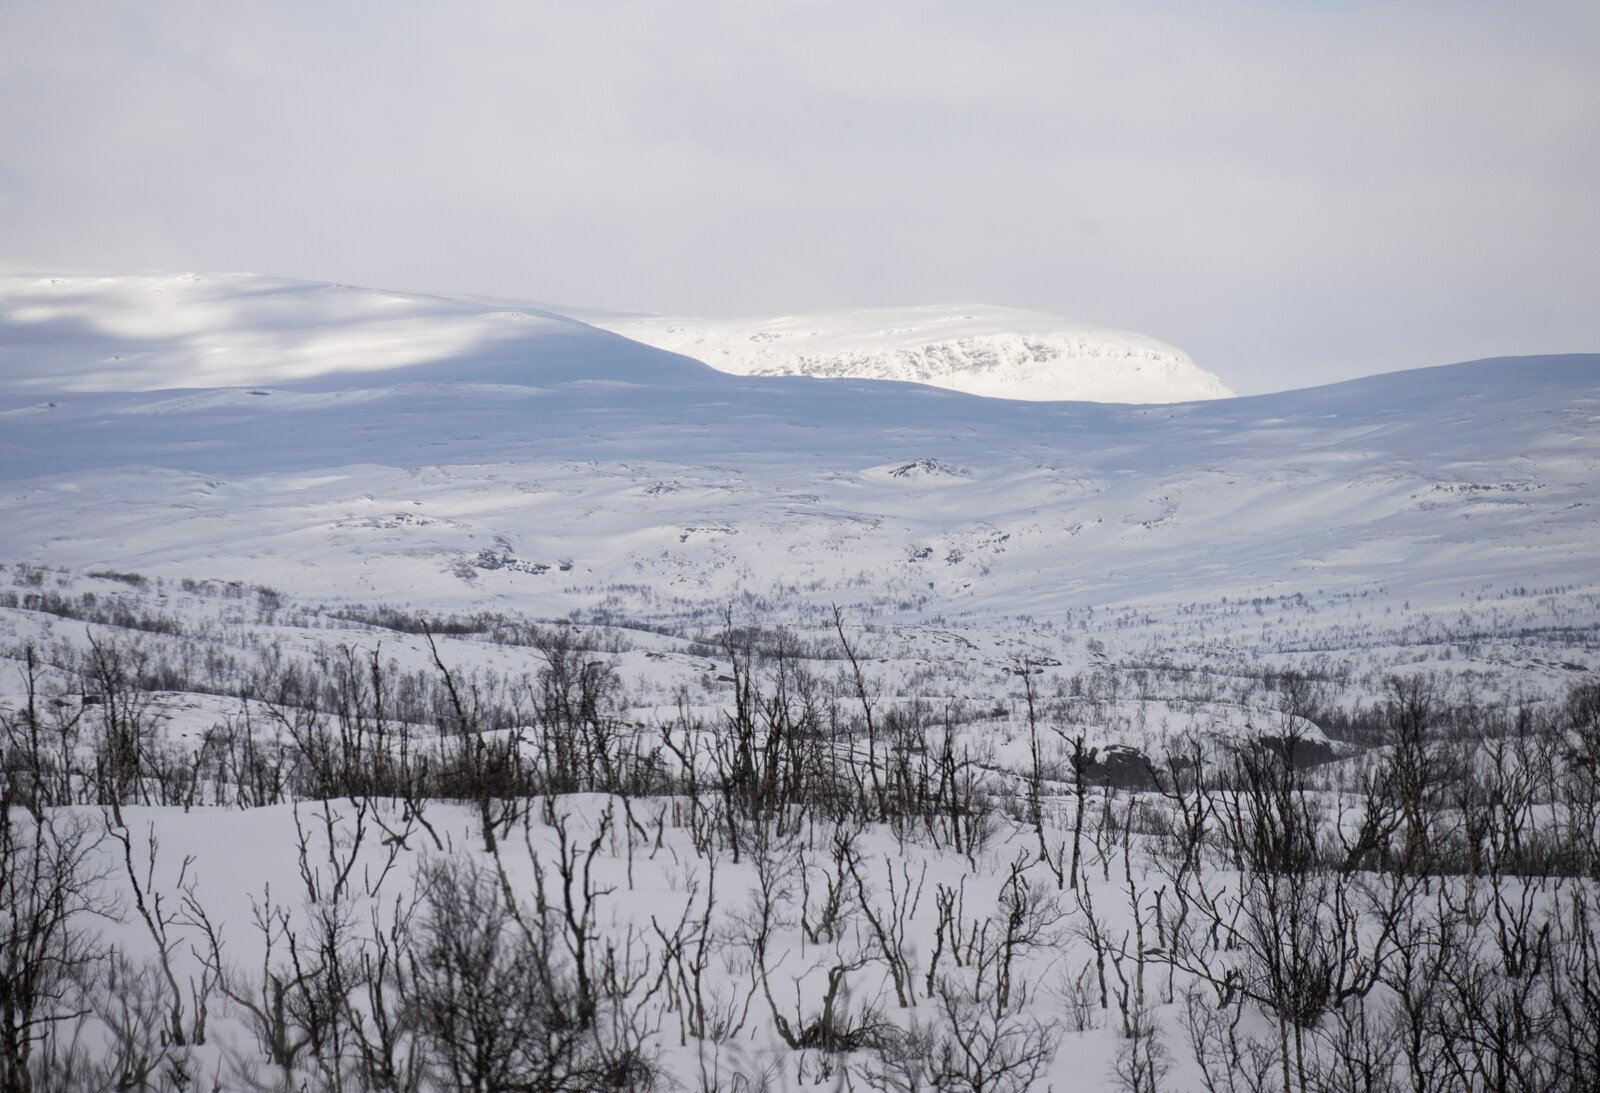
[591,304,1232,404]
[0,269,703,394]
[0,271,1227,405]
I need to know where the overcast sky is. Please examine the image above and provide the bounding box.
[2,1,1596,394]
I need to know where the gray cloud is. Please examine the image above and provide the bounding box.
[2,0,1596,393]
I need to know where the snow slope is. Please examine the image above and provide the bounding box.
[0,268,704,394]
[1,269,1596,676]
[591,304,1232,403]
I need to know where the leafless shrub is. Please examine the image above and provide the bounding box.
[0,808,110,1092]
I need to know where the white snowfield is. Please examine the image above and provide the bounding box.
[0,268,1596,678]
[0,268,688,394]
[592,304,1232,404]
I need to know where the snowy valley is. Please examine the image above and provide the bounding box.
[1,268,1599,1092]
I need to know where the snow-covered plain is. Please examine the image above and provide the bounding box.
[590,305,1232,404]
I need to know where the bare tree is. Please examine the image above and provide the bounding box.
[406,856,646,1091]
[0,807,110,1093]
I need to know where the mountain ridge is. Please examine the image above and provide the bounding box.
[1,270,1227,404]
[0,269,705,395]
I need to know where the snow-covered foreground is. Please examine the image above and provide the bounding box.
[0,599,1596,1091]
[588,305,1231,404]
[10,797,1139,1090]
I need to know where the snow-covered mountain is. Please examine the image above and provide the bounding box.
[2,271,1597,1093]
[2,268,1596,686]
[590,304,1232,403]
[0,269,704,394]
[0,271,1224,404]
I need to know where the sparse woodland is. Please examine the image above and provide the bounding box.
[1,567,1598,1092]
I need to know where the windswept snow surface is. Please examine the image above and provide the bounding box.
[0,268,702,394]
[0,269,1597,674]
[591,305,1233,403]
